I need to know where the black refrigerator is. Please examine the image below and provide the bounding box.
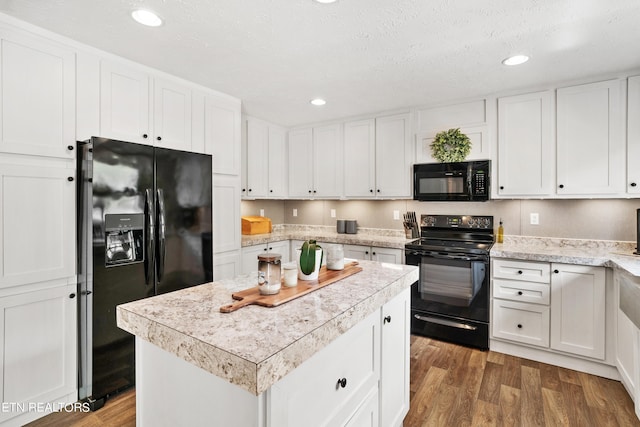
[76,137,213,409]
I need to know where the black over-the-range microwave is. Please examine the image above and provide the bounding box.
[413,160,491,201]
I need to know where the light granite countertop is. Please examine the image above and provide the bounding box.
[241,224,410,250]
[491,236,640,277]
[116,260,418,396]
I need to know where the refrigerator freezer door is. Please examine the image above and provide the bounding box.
[154,148,212,295]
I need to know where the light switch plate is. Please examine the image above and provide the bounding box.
[530,213,539,225]
[393,210,400,220]
[330,209,336,218]
[293,208,298,217]
[260,209,264,217]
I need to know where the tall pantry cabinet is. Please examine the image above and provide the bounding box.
[0,24,78,426]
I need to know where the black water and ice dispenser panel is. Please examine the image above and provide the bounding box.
[104,213,144,267]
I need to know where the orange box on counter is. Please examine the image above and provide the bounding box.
[241,216,272,235]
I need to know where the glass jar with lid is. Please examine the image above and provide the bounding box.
[257,253,281,295]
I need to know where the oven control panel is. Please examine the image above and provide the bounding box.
[420,214,493,229]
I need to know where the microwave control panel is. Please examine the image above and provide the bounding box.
[421,215,493,229]
[472,170,487,195]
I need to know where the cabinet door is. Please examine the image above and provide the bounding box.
[213,250,241,281]
[380,288,409,427]
[268,126,287,198]
[375,113,412,198]
[0,29,75,159]
[0,283,77,425]
[313,124,343,198]
[153,78,192,151]
[497,91,554,196]
[205,94,241,172]
[288,128,314,198]
[344,244,371,261]
[269,241,290,263]
[371,247,402,264]
[0,163,75,288]
[345,388,379,427]
[100,60,151,144]
[246,119,269,197]
[213,175,241,254]
[556,80,624,195]
[241,244,267,275]
[628,76,640,194]
[492,299,550,348]
[550,264,605,359]
[344,119,376,198]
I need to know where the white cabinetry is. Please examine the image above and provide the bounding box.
[628,76,640,194]
[241,241,290,274]
[374,113,412,198]
[556,80,624,195]
[213,175,241,255]
[0,161,75,290]
[0,282,77,426]
[380,287,410,427]
[0,29,75,159]
[344,245,403,264]
[492,259,606,361]
[244,118,287,198]
[288,124,343,198]
[615,269,639,403]
[343,119,376,197]
[100,60,195,151]
[497,91,554,196]
[204,93,241,176]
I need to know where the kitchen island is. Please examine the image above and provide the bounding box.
[116,260,418,427]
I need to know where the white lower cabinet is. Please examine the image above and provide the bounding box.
[492,259,606,360]
[212,250,241,281]
[343,245,403,264]
[0,282,77,426]
[241,241,290,274]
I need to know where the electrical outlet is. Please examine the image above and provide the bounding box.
[259,209,264,217]
[293,208,298,217]
[393,210,400,220]
[530,213,539,225]
[330,209,336,218]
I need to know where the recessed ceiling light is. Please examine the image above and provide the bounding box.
[314,0,338,3]
[310,98,327,106]
[131,9,163,27]
[502,55,529,66]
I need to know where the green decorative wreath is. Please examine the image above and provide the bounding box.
[430,128,471,163]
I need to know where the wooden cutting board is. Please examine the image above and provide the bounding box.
[219,262,363,313]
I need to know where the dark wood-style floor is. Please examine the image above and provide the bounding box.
[27,335,640,427]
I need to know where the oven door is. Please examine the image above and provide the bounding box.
[406,250,490,349]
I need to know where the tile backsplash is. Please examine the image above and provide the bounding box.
[241,199,640,242]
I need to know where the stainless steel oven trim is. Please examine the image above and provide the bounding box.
[414,314,478,331]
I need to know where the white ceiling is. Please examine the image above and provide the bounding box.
[1,0,639,127]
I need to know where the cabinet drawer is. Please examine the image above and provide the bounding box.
[492,299,550,348]
[269,310,380,427]
[493,259,550,283]
[493,278,550,305]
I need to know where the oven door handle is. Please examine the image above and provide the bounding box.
[414,314,478,331]
[407,251,485,262]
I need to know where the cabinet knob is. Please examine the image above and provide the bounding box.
[67,176,74,182]
[143,134,148,139]
[384,315,391,324]
[365,251,369,255]
[157,136,162,141]
[554,269,559,274]
[248,189,252,192]
[631,183,638,187]
[559,184,564,189]
[270,189,273,193]
[517,324,522,329]
[517,291,523,296]
[377,189,380,193]
[69,293,76,299]
[500,186,504,190]
[67,145,74,151]
[337,378,347,389]
[370,189,374,193]
[517,270,523,275]
[242,188,246,192]
[308,190,312,193]
[313,190,317,193]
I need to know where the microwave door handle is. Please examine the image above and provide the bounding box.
[156,189,166,283]
[144,189,155,286]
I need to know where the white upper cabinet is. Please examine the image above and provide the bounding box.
[375,113,412,198]
[244,117,287,198]
[100,59,196,151]
[288,125,342,198]
[100,60,151,144]
[627,76,640,194]
[556,80,624,195]
[0,29,75,159]
[415,100,490,163]
[497,91,555,196]
[153,78,192,151]
[343,119,376,197]
[204,94,241,176]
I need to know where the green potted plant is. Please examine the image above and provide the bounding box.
[296,239,323,281]
[430,128,472,162]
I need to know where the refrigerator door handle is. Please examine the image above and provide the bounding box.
[144,189,155,285]
[156,188,166,283]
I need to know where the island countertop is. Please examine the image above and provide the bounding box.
[116,260,418,396]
